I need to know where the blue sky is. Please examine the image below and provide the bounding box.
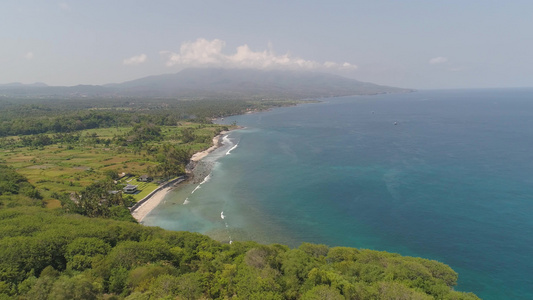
[2,1,532,89]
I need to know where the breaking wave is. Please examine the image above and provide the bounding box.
[200,173,212,184]
[226,143,239,155]
[191,174,212,194]
[191,185,201,194]
[222,135,231,144]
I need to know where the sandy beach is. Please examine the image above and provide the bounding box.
[190,131,228,162]
[131,186,173,222]
[131,131,229,222]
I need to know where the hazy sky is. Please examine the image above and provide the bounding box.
[2,1,532,89]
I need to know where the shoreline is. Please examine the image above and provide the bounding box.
[131,130,232,222]
[131,186,173,222]
[189,131,228,163]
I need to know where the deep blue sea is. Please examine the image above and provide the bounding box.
[144,88,533,299]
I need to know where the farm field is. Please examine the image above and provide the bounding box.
[0,123,228,202]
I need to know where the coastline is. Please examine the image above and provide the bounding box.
[189,131,228,163]
[131,130,230,222]
[131,186,173,222]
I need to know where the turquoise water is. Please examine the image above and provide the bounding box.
[144,89,533,299]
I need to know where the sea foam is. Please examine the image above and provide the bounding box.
[200,173,212,184]
[191,174,212,194]
[226,143,239,155]
[191,185,201,194]
[222,135,231,144]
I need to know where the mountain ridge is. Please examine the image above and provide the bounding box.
[1,68,413,99]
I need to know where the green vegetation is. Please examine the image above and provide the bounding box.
[0,98,306,138]
[120,178,159,202]
[0,97,478,299]
[0,203,479,299]
[0,96,305,216]
[0,164,42,208]
[0,123,225,207]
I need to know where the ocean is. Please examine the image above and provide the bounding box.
[143,88,533,299]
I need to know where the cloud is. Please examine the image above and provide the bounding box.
[429,56,448,65]
[25,52,34,60]
[123,54,147,66]
[160,38,357,71]
[324,61,358,70]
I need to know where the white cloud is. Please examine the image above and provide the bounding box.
[25,52,34,60]
[429,56,448,65]
[160,38,357,71]
[324,61,358,70]
[123,54,147,66]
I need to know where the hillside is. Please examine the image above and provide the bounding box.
[0,68,412,99]
[0,189,479,299]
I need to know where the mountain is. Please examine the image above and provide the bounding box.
[0,82,48,88]
[110,68,412,98]
[0,68,412,99]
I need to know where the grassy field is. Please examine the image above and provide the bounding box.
[119,176,161,201]
[0,123,229,201]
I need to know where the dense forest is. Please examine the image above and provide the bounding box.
[0,98,304,137]
[0,97,479,299]
[0,206,480,299]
